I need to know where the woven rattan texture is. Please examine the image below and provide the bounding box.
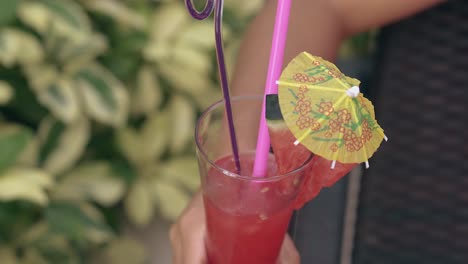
[352,1,468,264]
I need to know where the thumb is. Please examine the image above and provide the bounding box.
[181,226,207,264]
[277,235,301,264]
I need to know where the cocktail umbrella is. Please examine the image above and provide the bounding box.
[277,52,387,168]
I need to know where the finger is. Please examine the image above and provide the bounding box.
[173,192,207,264]
[169,224,183,264]
[181,226,207,264]
[277,235,300,264]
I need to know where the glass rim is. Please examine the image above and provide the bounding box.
[195,95,313,182]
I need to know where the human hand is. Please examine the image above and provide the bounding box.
[277,234,301,264]
[169,191,300,264]
[170,191,207,264]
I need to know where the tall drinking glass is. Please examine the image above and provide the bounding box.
[195,96,313,264]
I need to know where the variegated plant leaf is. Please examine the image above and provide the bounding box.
[19,248,48,264]
[59,33,108,74]
[149,2,188,42]
[137,162,159,179]
[176,21,215,50]
[124,178,155,227]
[92,238,147,264]
[168,95,196,154]
[0,28,44,67]
[0,0,18,26]
[81,0,146,30]
[79,202,105,223]
[16,221,49,246]
[38,117,90,175]
[36,79,81,124]
[225,0,265,18]
[0,167,53,206]
[16,136,39,167]
[85,222,114,245]
[117,110,174,164]
[0,247,17,264]
[131,66,162,116]
[159,62,213,96]
[139,111,170,163]
[192,87,222,110]
[152,178,190,221]
[16,223,78,263]
[79,202,114,244]
[52,162,126,207]
[175,19,231,49]
[142,40,171,63]
[17,0,92,39]
[46,201,112,246]
[23,64,59,94]
[0,123,33,172]
[160,156,200,192]
[171,44,212,75]
[74,63,129,127]
[115,126,143,165]
[0,81,14,104]
[33,234,80,264]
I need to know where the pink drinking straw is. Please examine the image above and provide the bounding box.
[253,0,292,177]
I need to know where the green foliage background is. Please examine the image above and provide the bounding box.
[0,0,263,262]
[0,0,373,262]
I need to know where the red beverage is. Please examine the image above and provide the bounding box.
[196,97,312,264]
[203,153,301,264]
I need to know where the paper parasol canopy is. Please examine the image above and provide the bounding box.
[277,52,387,167]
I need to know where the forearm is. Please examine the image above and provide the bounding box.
[230,0,445,96]
[332,0,446,36]
[231,0,344,96]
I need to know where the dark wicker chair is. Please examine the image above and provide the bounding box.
[293,1,468,263]
[353,1,468,263]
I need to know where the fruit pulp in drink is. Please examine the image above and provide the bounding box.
[203,153,297,264]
